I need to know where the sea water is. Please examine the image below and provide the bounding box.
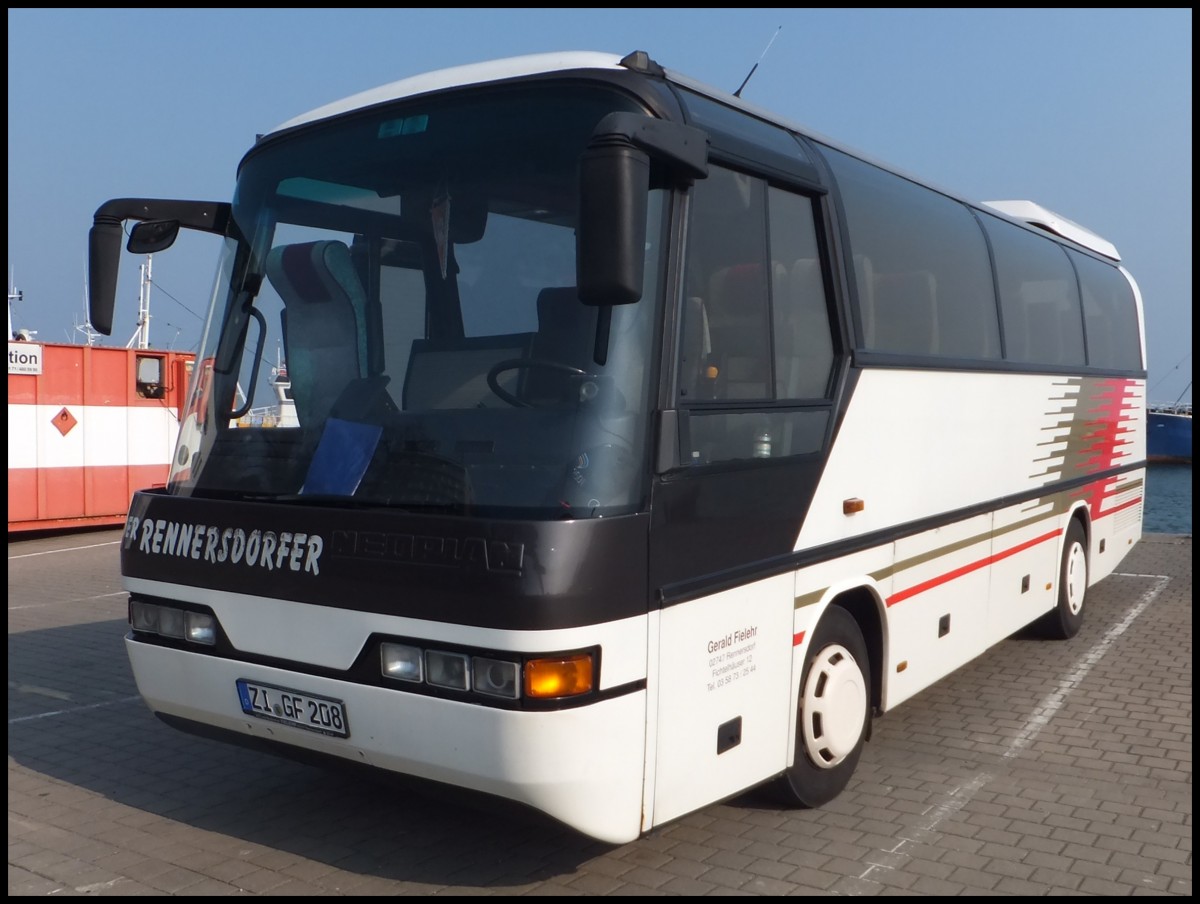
[1144,462,1192,534]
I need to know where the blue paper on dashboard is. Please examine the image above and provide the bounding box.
[300,417,382,496]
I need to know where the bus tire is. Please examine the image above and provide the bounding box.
[1036,519,1088,640]
[773,606,870,808]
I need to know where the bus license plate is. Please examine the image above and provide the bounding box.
[236,679,349,738]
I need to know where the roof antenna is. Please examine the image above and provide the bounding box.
[734,25,782,98]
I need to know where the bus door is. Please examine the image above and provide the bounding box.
[649,162,840,825]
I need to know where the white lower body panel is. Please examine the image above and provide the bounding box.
[127,638,648,844]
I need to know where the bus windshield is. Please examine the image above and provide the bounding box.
[172,85,664,520]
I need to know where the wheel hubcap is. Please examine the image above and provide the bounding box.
[1064,541,1087,616]
[801,643,867,768]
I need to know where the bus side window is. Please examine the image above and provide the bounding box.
[853,254,875,347]
[982,212,1087,368]
[678,296,712,400]
[871,270,939,357]
[677,167,835,465]
[778,259,834,398]
[1085,314,1113,368]
[707,262,773,400]
[1071,248,1142,371]
[768,187,834,400]
[822,145,999,361]
[1025,300,1063,364]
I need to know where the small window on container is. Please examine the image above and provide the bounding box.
[136,355,166,399]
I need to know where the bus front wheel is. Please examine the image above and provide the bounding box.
[1036,520,1088,640]
[773,606,871,808]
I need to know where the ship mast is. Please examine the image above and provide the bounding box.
[74,258,101,346]
[126,255,153,349]
[8,269,27,341]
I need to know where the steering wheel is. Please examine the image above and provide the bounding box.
[487,358,590,408]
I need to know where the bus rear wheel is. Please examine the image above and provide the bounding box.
[772,606,870,808]
[1036,519,1088,640]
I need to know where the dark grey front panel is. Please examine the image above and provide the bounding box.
[121,491,650,631]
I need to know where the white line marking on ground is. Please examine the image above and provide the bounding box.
[858,572,1171,883]
[8,696,143,725]
[1003,573,1170,759]
[8,540,121,559]
[9,591,126,611]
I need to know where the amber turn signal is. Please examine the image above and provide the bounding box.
[524,654,594,698]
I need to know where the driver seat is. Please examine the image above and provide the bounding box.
[523,287,598,404]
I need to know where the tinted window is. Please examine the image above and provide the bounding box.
[981,214,1086,367]
[1069,250,1142,371]
[678,89,816,182]
[821,146,1000,360]
[677,165,834,465]
[769,187,833,399]
[680,166,771,402]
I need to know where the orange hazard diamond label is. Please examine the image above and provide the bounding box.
[52,407,77,436]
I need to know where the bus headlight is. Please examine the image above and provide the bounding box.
[157,606,186,639]
[380,644,522,700]
[425,650,471,691]
[376,640,595,705]
[185,612,216,646]
[131,600,159,633]
[380,643,423,682]
[472,657,520,699]
[129,599,216,646]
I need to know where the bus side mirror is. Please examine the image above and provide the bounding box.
[577,113,709,307]
[577,143,649,307]
[88,198,231,338]
[88,218,123,336]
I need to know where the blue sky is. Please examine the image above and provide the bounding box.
[7,8,1192,403]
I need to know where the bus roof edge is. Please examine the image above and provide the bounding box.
[983,200,1120,260]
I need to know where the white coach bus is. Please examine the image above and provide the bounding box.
[88,50,1146,844]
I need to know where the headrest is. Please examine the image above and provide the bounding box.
[536,287,581,330]
[265,240,362,307]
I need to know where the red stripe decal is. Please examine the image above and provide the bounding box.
[886,528,1062,607]
[1075,474,1144,523]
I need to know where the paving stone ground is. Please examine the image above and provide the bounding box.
[9,529,1191,896]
